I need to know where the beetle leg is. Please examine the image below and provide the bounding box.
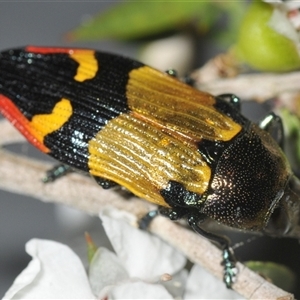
[159,206,190,220]
[165,69,178,78]
[139,206,189,229]
[259,112,284,149]
[217,94,241,112]
[42,163,73,183]
[182,75,195,86]
[187,215,237,288]
[140,208,237,287]
[138,210,159,230]
[43,165,120,191]
[93,176,118,189]
[165,69,195,86]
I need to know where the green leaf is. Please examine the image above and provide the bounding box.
[215,2,248,46]
[234,0,300,72]
[67,2,243,42]
[280,108,300,169]
[245,261,296,292]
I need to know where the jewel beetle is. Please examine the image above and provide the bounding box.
[1,46,300,288]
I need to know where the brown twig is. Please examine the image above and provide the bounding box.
[0,119,293,300]
[191,53,300,103]
[196,71,300,102]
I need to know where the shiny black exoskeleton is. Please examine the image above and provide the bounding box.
[141,94,300,288]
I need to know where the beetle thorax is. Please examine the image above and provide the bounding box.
[203,124,291,231]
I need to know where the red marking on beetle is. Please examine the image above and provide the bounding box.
[26,46,74,54]
[25,46,91,56]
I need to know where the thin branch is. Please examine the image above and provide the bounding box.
[191,53,300,102]
[0,121,150,216]
[0,119,293,300]
[196,71,300,102]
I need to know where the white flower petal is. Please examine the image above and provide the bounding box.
[139,34,195,76]
[184,264,244,299]
[100,208,186,281]
[3,239,95,299]
[263,0,283,4]
[264,0,300,11]
[162,269,188,299]
[268,7,299,43]
[89,247,129,297]
[285,1,300,11]
[3,253,41,299]
[108,281,174,300]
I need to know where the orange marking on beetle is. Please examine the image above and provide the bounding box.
[26,46,98,82]
[0,94,50,152]
[30,98,73,143]
[69,50,98,82]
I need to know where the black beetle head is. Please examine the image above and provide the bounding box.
[264,175,300,237]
